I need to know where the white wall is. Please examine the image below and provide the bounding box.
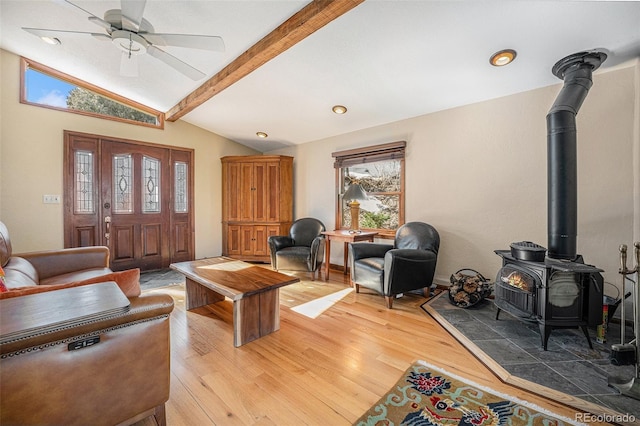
[0,49,258,257]
[271,63,639,288]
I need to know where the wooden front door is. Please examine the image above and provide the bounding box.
[64,131,194,271]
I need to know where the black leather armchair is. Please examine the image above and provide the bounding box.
[348,222,440,308]
[268,218,326,280]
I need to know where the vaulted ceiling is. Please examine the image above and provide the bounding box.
[2,1,639,152]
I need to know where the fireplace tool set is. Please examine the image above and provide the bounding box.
[608,242,640,400]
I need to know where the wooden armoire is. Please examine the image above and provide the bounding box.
[221,155,293,262]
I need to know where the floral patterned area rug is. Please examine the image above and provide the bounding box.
[354,360,586,426]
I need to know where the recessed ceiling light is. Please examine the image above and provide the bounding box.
[41,36,61,45]
[332,105,347,114]
[256,132,268,138]
[490,49,517,67]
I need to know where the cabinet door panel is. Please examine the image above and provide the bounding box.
[239,163,254,222]
[227,225,241,256]
[253,163,267,222]
[266,226,281,257]
[253,226,268,256]
[226,163,241,221]
[265,163,280,222]
[240,226,255,256]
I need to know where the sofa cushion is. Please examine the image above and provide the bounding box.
[39,267,113,286]
[70,269,141,298]
[0,279,92,299]
[3,257,39,288]
[275,246,313,271]
[0,268,141,299]
[353,257,385,290]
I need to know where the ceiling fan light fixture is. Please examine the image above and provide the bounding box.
[112,30,148,55]
[490,49,517,67]
[256,132,268,138]
[41,36,61,45]
[332,105,347,114]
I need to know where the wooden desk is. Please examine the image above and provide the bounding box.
[0,282,130,345]
[321,230,378,280]
[170,257,299,347]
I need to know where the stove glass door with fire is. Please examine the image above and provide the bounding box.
[495,264,539,321]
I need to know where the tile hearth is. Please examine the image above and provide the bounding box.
[425,293,640,420]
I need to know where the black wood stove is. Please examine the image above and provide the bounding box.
[494,245,603,350]
[494,51,608,350]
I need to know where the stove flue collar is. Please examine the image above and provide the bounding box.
[552,50,607,80]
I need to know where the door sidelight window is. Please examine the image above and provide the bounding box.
[74,150,95,214]
[174,162,188,213]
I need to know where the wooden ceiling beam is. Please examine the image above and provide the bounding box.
[165,0,365,122]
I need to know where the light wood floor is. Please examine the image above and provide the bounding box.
[136,267,603,426]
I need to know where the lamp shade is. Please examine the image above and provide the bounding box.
[343,184,367,201]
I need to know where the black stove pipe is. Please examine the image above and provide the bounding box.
[547,51,606,260]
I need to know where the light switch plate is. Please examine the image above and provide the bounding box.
[43,195,61,204]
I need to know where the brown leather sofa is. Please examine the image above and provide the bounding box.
[1,222,113,289]
[0,221,175,426]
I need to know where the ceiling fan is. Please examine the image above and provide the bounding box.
[22,0,225,80]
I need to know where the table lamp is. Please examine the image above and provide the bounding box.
[343,183,367,233]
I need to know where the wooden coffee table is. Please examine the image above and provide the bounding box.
[170,257,299,347]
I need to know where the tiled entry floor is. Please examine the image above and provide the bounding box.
[140,268,185,290]
[425,293,640,420]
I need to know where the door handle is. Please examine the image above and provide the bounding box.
[104,216,111,240]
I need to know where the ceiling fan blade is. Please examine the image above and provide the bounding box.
[92,33,112,42]
[88,16,114,31]
[58,1,114,32]
[147,45,205,80]
[23,27,106,38]
[120,52,139,77]
[121,0,147,32]
[142,34,225,52]
[61,0,102,19]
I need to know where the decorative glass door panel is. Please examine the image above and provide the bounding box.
[142,156,161,213]
[113,154,133,213]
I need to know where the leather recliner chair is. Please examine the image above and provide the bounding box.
[0,221,174,426]
[348,222,440,308]
[268,218,326,280]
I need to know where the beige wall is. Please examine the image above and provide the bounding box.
[2,46,638,289]
[271,63,639,287]
[0,49,258,257]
